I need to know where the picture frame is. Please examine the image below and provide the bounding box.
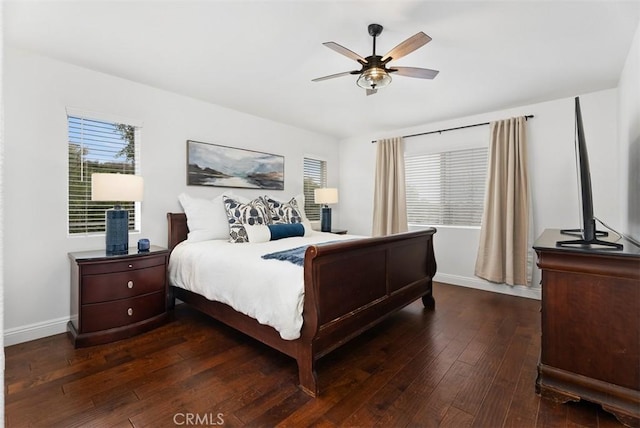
[186,140,284,190]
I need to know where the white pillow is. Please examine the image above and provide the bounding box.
[178,192,230,241]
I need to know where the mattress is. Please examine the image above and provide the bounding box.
[168,232,355,340]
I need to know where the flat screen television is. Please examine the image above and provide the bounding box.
[556,97,622,249]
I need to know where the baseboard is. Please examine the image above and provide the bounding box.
[3,277,539,347]
[435,273,541,300]
[5,303,185,347]
[4,316,70,347]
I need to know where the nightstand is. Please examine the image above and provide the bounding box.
[68,245,170,348]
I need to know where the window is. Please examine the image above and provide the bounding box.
[303,157,327,221]
[405,147,488,227]
[68,114,140,235]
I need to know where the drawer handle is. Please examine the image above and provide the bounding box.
[127,308,133,316]
[127,280,134,289]
[128,264,133,269]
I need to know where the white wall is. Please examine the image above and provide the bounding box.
[3,47,340,345]
[618,22,640,243]
[339,89,621,300]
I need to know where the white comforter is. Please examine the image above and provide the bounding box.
[168,232,355,340]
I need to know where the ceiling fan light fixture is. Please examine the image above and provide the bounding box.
[356,67,392,90]
[313,24,437,94]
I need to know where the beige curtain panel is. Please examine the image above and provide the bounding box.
[372,137,408,236]
[475,116,531,286]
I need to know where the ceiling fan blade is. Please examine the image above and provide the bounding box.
[312,70,358,82]
[323,42,366,63]
[390,66,439,79]
[366,88,377,96]
[382,32,432,62]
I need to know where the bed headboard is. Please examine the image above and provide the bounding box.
[167,213,188,251]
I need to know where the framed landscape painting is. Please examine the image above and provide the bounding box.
[187,140,284,190]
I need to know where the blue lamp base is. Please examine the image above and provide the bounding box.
[106,208,129,255]
[321,206,332,232]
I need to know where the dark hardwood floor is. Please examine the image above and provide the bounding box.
[5,282,624,427]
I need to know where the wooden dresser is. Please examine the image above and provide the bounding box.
[68,245,170,347]
[534,229,640,427]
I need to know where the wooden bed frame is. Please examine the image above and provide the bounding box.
[167,212,437,396]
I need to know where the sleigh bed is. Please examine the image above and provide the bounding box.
[167,212,436,396]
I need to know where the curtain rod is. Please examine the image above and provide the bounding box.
[371,114,535,143]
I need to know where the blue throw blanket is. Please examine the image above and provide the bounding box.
[261,245,309,266]
[262,240,344,266]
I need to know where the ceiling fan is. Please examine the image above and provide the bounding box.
[312,23,439,95]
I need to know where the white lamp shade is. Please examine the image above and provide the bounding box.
[314,188,339,205]
[91,173,144,202]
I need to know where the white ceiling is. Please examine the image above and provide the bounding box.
[5,1,640,139]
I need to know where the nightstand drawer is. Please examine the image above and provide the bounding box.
[81,291,165,333]
[82,264,166,303]
[81,254,166,276]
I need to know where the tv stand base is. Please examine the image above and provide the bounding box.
[557,228,623,250]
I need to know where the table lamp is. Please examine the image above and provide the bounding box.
[91,173,144,255]
[314,188,338,232]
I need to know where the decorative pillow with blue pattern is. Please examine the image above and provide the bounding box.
[222,196,270,243]
[263,196,304,225]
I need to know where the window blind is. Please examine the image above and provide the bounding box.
[303,157,327,221]
[68,116,139,234]
[405,147,488,227]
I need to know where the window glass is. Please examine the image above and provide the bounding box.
[405,147,487,227]
[68,115,140,234]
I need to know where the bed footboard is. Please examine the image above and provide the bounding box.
[298,229,437,395]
